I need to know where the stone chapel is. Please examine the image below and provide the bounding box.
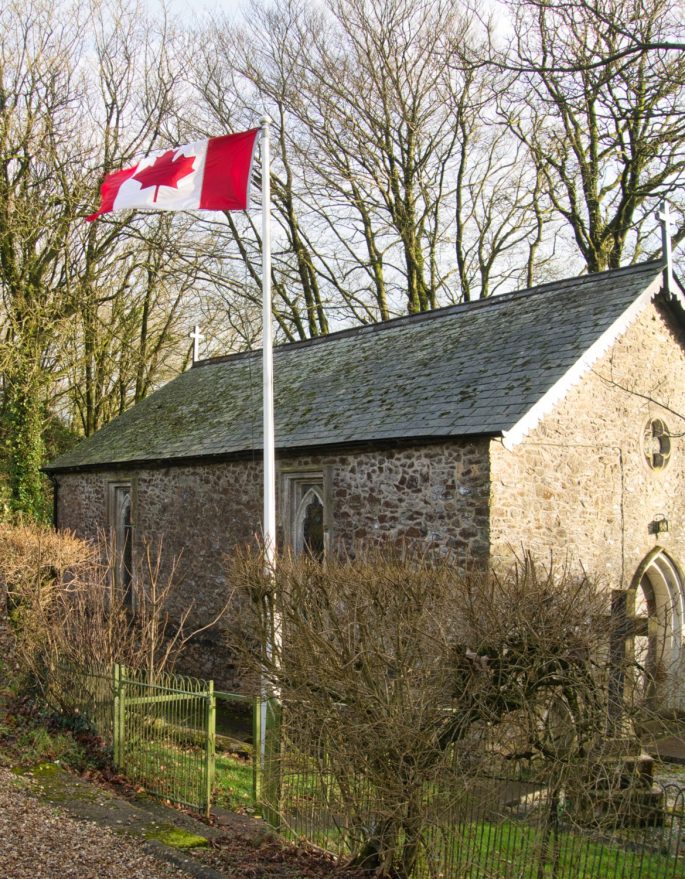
[45,260,685,705]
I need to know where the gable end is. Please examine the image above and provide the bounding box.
[501,275,676,450]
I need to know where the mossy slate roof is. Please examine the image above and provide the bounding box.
[46,261,665,472]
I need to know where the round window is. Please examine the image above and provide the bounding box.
[643,418,671,470]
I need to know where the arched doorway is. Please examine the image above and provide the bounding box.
[630,550,685,712]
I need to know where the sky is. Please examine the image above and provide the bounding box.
[160,0,254,20]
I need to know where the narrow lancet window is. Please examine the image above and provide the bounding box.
[111,484,134,610]
[299,488,325,561]
[284,473,327,560]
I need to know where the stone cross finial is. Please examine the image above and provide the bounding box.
[656,200,674,295]
[190,324,204,363]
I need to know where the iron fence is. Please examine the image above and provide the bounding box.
[113,665,216,814]
[70,663,217,815]
[67,662,114,743]
[262,705,685,879]
[61,672,685,878]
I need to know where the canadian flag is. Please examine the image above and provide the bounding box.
[86,129,260,221]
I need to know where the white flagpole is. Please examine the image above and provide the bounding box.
[259,114,276,798]
[261,115,276,571]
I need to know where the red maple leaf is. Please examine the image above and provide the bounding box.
[133,150,197,202]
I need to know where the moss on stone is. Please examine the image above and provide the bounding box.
[13,761,59,778]
[12,762,98,803]
[144,824,209,850]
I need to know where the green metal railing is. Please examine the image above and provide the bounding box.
[72,663,218,815]
[62,669,685,877]
[253,695,281,827]
[67,662,114,742]
[113,665,216,815]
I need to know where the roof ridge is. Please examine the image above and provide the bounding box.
[190,259,662,370]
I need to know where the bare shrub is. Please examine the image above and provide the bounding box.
[234,548,615,878]
[0,523,221,714]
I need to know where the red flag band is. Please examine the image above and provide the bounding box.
[86,129,260,221]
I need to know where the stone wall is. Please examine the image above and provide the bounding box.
[490,298,685,585]
[54,438,490,689]
[287,440,490,555]
[489,298,685,710]
[55,460,264,690]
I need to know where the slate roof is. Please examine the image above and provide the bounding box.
[46,261,667,472]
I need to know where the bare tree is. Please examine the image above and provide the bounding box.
[499,0,685,272]
[488,0,685,72]
[64,0,200,435]
[187,0,552,335]
[0,0,92,517]
[448,37,557,297]
[185,6,332,342]
[0,0,212,517]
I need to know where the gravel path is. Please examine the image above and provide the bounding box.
[0,766,191,879]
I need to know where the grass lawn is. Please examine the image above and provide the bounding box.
[121,737,209,809]
[215,751,255,811]
[272,780,683,879]
[427,819,684,879]
[120,740,257,813]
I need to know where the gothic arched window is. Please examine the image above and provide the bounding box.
[283,472,327,560]
[295,486,325,560]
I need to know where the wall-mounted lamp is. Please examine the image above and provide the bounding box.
[649,515,669,535]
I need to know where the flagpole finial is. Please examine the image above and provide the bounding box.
[260,114,272,128]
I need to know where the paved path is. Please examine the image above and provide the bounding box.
[0,763,220,879]
[0,612,231,879]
